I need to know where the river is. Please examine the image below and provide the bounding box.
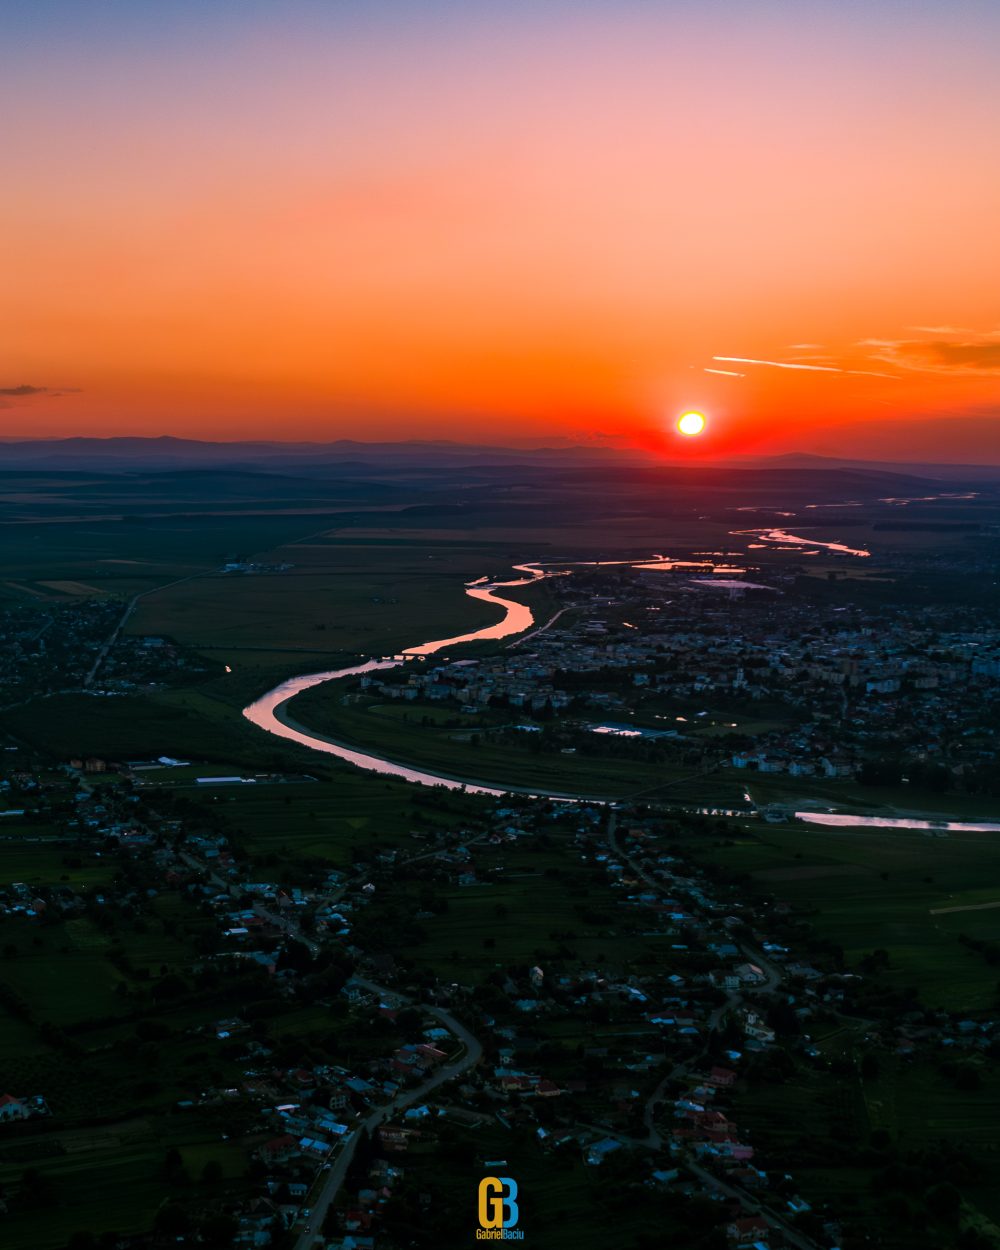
[242,553,755,798]
[730,527,871,557]
[241,566,553,796]
[246,548,990,828]
[797,812,1000,833]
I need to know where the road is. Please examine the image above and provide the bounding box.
[604,812,820,1248]
[685,1156,820,1250]
[505,605,570,649]
[84,568,214,687]
[178,779,805,1245]
[293,977,482,1250]
[174,847,485,1249]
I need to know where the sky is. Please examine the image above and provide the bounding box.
[2,0,999,458]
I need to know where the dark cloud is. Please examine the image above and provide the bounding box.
[0,384,81,398]
[928,342,1000,370]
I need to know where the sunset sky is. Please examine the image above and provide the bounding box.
[2,1,999,457]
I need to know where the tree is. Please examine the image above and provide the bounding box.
[201,1212,238,1247]
[20,1167,53,1206]
[955,1064,981,1092]
[926,1181,961,1220]
[155,1203,192,1236]
[162,1146,188,1186]
[277,938,314,975]
[151,972,187,1001]
[201,1159,224,1186]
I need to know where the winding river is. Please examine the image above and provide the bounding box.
[243,554,752,798]
[244,553,995,829]
[242,567,554,797]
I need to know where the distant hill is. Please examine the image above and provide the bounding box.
[728,452,1000,481]
[0,434,997,482]
[0,435,641,472]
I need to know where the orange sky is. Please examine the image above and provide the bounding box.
[2,3,999,456]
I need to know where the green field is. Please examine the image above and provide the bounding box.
[734,1053,1000,1242]
[378,1117,703,1250]
[702,820,1000,1009]
[127,540,549,669]
[0,1114,251,1250]
[354,824,690,986]
[206,771,491,866]
[285,688,699,798]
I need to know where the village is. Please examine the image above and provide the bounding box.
[0,596,213,707]
[2,738,997,1250]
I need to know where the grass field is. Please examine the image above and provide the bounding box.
[209,771,491,866]
[127,540,548,669]
[702,820,1000,1009]
[735,1053,1000,1240]
[0,1115,251,1249]
[0,892,216,1029]
[286,688,694,798]
[359,827,689,986]
[381,1116,695,1250]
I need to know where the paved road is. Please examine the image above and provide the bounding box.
[604,813,820,1248]
[173,847,486,1247]
[179,777,806,1246]
[84,569,211,687]
[505,606,570,649]
[293,977,482,1250]
[685,1157,819,1250]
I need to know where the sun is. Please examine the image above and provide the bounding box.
[677,410,706,436]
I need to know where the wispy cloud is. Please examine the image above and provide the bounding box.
[713,356,897,379]
[906,325,973,335]
[865,334,1000,376]
[787,343,823,350]
[703,366,745,377]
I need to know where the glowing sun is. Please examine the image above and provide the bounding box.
[677,410,707,436]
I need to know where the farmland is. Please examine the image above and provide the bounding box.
[284,687,696,798]
[693,819,1000,1009]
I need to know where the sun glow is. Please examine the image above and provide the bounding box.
[677,411,707,436]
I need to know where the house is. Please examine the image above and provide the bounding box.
[0,1094,30,1122]
[726,1215,770,1245]
[586,1137,623,1166]
[740,1010,775,1044]
[258,1133,299,1163]
[497,1073,536,1096]
[378,1125,418,1152]
[709,1067,737,1087]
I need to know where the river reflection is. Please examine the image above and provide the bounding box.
[244,545,866,797]
[797,812,1000,832]
[732,528,870,557]
[242,565,558,794]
